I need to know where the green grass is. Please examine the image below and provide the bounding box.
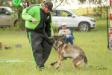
[0,19,112,75]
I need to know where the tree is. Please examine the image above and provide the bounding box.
[89,0,107,18]
[0,0,4,6]
[78,0,107,17]
[78,0,89,15]
[79,0,86,3]
[15,0,45,29]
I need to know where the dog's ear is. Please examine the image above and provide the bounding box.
[59,36,65,41]
[61,36,65,40]
[53,36,57,40]
[53,35,65,43]
[53,35,60,41]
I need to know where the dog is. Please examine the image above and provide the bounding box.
[51,36,88,69]
[0,42,2,50]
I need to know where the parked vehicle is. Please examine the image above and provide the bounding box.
[0,6,96,31]
[0,6,18,28]
[51,9,96,31]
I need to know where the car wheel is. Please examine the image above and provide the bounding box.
[78,22,90,32]
[14,19,19,27]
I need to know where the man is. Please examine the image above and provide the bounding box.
[58,23,74,45]
[22,1,53,70]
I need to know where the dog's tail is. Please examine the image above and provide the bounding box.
[84,56,88,64]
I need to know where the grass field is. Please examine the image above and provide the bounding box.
[0,19,112,75]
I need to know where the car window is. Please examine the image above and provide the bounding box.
[59,10,72,17]
[60,10,68,16]
[52,10,72,17]
[0,8,7,15]
[0,8,11,15]
[51,10,56,16]
[51,10,60,16]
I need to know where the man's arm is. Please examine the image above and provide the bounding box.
[22,7,33,21]
[45,13,52,37]
[22,6,38,21]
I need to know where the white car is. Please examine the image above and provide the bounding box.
[51,9,96,31]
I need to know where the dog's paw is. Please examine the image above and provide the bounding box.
[50,61,57,66]
[50,63,55,66]
[55,64,61,70]
[56,66,59,70]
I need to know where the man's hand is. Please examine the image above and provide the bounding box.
[43,33,54,45]
[31,18,38,24]
[48,37,54,45]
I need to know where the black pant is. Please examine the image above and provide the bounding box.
[27,31,52,68]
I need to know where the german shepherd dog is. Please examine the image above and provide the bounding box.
[51,36,88,69]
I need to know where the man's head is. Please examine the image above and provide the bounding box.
[61,23,68,29]
[42,1,53,13]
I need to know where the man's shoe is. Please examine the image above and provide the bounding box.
[39,67,44,71]
[36,66,44,71]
